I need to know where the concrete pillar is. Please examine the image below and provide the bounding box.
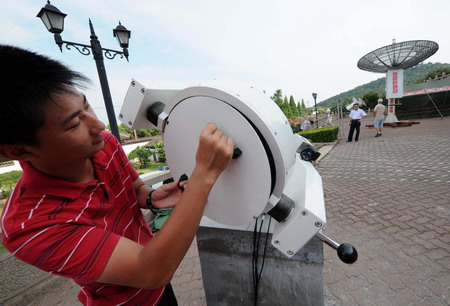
[196,225,324,306]
[385,98,399,123]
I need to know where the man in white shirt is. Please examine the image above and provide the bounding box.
[373,98,386,137]
[347,103,367,142]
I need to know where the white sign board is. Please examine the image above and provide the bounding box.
[386,69,404,98]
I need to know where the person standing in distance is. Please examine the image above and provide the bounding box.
[347,103,367,142]
[373,98,386,137]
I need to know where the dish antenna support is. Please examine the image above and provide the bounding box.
[357,40,439,123]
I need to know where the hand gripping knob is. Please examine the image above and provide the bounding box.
[315,232,358,264]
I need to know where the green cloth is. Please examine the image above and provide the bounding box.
[150,207,174,232]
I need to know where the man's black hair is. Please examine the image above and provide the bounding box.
[0,45,91,145]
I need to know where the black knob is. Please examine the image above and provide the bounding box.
[232,148,242,159]
[337,243,358,264]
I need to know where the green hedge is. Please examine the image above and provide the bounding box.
[298,126,339,143]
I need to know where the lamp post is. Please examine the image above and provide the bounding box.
[37,1,131,141]
[312,92,318,128]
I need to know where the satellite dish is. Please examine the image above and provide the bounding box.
[357,40,439,122]
[357,40,439,73]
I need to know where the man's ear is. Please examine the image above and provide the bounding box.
[0,144,38,161]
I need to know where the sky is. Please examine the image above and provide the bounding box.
[2,0,449,124]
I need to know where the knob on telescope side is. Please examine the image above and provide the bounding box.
[337,243,358,264]
[315,232,358,264]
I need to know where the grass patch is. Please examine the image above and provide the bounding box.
[133,162,167,175]
[0,243,6,254]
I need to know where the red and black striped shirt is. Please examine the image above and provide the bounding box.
[1,132,164,305]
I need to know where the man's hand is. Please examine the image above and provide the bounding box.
[152,179,187,209]
[193,123,234,186]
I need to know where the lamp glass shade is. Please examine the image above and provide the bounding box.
[113,24,131,48]
[37,3,66,34]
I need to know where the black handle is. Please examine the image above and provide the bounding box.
[337,243,358,264]
[178,173,188,191]
[315,232,358,264]
[232,148,242,159]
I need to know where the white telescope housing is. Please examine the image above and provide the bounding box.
[119,79,327,258]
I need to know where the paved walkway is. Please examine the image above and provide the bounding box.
[319,116,450,305]
[2,116,449,305]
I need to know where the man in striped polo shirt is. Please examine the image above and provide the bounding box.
[0,45,234,305]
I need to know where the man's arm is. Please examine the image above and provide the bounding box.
[361,109,367,120]
[97,123,233,289]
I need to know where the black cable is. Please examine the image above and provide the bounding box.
[252,218,259,305]
[252,215,271,306]
[257,217,271,283]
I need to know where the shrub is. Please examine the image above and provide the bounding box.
[128,146,152,168]
[155,140,166,162]
[299,126,339,143]
[0,170,22,199]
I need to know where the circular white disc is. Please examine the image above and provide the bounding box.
[164,96,272,226]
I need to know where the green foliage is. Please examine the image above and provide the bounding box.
[133,162,167,175]
[289,95,300,117]
[128,146,152,168]
[270,89,283,103]
[155,140,166,162]
[415,67,450,83]
[280,96,292,118]
[0,243,6,254]
[361,91,384,110]
[297,101,303,116]
[301,100,306,109]
[299,126,339,143]
[109,123,161,139]
[0,170,22,199]
[135,129,161,138]
[269,90,309,119]
[118,123,132,135]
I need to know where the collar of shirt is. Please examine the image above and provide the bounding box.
[19,149,108,200]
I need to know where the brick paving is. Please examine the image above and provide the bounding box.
[318,116,450,305]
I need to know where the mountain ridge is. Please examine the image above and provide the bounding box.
[317,62,450,107]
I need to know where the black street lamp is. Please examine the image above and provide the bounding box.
[37,1,131,141]
[312,92,318,128]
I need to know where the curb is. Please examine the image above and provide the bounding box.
[314,140,339,165]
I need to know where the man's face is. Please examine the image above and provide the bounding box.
[30,87,106,168]
[353,104,359,110]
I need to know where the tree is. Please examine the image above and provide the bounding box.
[423,67,450,81]
[271,89,283,102]
[128,146,152,168]
[361,91,382,110]
[110,123,162,139]
[289,95,300,117]
[155,140,166,162]
[297,100,303,117]
[281,96,293,118]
